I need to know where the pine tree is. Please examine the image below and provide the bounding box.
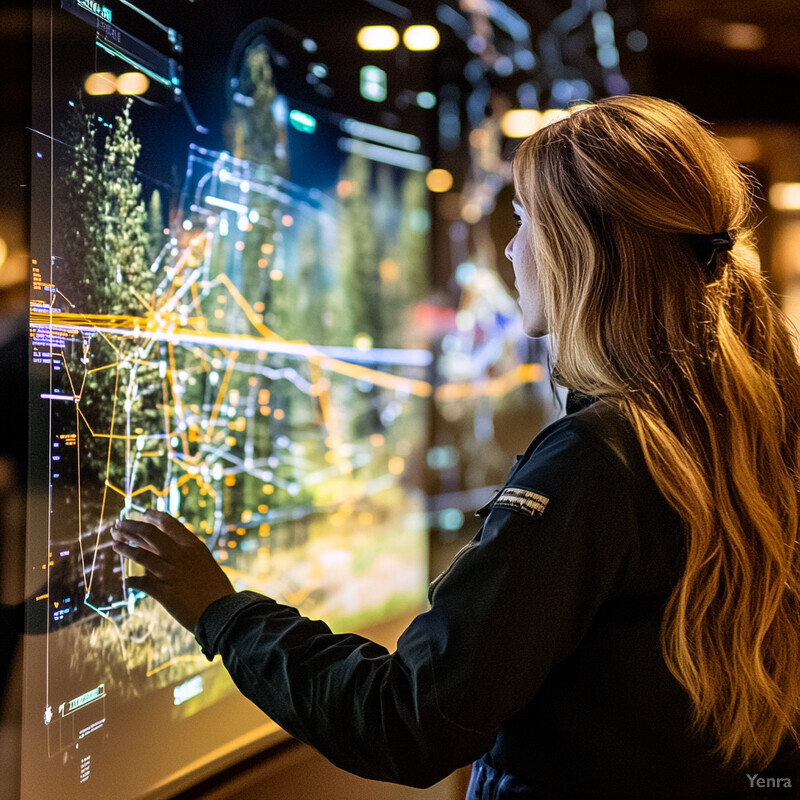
[398,170,429,305]
[60,95,106,310]
[59,98,163,522]
[103,98,153,315]
[337,152,382,346]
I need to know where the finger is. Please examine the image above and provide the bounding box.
[143,509,194,545]
[112,540,167,577]
[112,519,171,555]
[125,576,176,617]
[125,574,158,597]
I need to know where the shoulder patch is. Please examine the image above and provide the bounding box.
[493,486,550,519]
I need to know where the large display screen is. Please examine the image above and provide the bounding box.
[23,2,433,797]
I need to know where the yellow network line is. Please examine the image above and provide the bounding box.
[204,351,238,445]
[215,274,282,341]
[57,351,81,401]
[435,362,543,402]
[88,365,121,596]
[33,310,435,398]
[105,469,212,500]
[77,408,140,441]
[75,403,87,586]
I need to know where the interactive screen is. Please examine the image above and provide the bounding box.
[24,2,433,797]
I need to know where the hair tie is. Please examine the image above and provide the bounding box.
[685,229,737,269]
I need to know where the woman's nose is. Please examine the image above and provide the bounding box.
[504,237,514,262]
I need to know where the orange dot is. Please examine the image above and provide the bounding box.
[379,258,400,282]
[235,241,245,251]
[273,408,285,420]
[388,456,405,475]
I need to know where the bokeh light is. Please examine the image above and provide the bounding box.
[116,72,149,96]
[84,72,116,96]
[403,25,440,51]
[426,168,453,193]
[357,26,399,51]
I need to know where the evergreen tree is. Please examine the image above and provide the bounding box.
[60,95,106,310]
[59,98,164,522]
[398,170,430,305]
[103,98,153,315]
[337,152,382,346]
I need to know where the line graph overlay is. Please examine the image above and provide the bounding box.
[34,155,432,708]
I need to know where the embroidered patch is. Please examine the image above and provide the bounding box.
[493,487,550,519]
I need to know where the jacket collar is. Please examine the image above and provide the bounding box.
[565,390,600,415]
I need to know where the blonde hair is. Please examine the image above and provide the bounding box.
[513,95,800,768]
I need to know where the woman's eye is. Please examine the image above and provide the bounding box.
[512,213,522,228]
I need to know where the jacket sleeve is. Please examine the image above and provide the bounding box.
[194,420,640,788]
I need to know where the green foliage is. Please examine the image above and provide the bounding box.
[337,153,382,346]
[60,96,155,315]
[58,96,162,520]
[60,95,106,309]
[103,99,153,314]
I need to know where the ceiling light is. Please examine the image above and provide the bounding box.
[357,26,399,51]
[770,183,800,211]
[403,25,440,52]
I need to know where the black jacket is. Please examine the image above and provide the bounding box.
[195,395,799,799]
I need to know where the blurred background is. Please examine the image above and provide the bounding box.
[2,1,800,799]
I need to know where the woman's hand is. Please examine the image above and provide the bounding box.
[110,509,235,633]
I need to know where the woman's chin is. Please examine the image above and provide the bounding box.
[523,319,549,338]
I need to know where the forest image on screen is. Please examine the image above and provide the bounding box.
[24,3,431,798]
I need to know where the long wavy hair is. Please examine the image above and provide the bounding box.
[512,95,800,768]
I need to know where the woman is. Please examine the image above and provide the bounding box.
[112,96,800,799]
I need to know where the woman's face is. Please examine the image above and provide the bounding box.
[505,197,547,337]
